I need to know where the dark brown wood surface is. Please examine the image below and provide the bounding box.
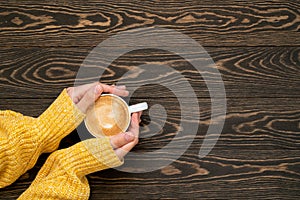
[0,0,299,47]
[0,47,299,98]
[0,0,299,199]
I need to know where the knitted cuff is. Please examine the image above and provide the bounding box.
[37,89,86,152]
[53,137,123,177]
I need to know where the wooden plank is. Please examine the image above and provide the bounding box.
[0,1,299,199]
[0,149,299,199]
[0,47,299,98]
[0,97,299,150]
[0,0,299,47]
[89,148,300,199]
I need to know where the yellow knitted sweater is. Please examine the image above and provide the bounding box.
[0,89,123,199]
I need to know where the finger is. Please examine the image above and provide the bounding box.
[77,84,103,113]
[113,85,127,90]
[127,113,140,143]
[101,84,129,97]
[137,111,142,120]
[114,140,137,159]
[130,112,140,131]
[67,82,98,103]
[109,132,134,149]
[74,82,98,94]
[138,111,142,123]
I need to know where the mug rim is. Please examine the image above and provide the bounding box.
[84,93,131,138]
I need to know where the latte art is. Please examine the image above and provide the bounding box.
[85,95,130,136]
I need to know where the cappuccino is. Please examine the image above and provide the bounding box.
[85,95,130,136]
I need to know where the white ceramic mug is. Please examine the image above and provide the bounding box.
[85,94,148,137]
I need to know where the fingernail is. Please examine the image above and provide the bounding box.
[124,132,134,142]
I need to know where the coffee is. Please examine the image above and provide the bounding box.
[85,95,130,137]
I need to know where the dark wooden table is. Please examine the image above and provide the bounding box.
[0,0,299,199]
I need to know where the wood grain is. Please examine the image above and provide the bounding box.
[0,0,299,199]
[0,0,299,47]
[0,149,299,199]
[0,97,299,150]
[0,47,299,98]
[88,149,300,199]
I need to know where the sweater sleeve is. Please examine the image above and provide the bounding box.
[0,89,85,188]
[18,137,123,200]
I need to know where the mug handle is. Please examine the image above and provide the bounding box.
[129,102,148,113]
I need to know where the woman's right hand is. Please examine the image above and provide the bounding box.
[109,111,142,160]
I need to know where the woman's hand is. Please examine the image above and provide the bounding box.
[109,111,142,160]
[67,82,141,160]
[67,82,129,113]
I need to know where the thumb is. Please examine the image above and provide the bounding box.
[77,84,103,113]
